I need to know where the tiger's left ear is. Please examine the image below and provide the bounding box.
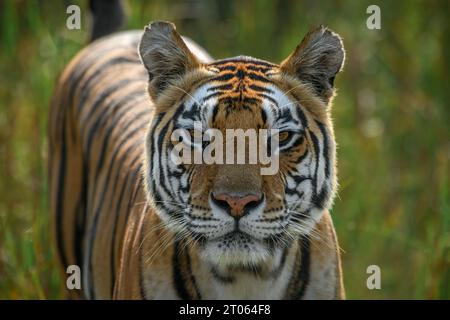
[280,25,345,104]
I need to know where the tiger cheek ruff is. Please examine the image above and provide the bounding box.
[49,21,345,300]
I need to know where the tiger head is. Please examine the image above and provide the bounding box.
[139,22,344,271]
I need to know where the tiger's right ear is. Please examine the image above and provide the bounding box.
[139,21,200,99]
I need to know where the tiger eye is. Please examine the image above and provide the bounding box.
[278,131,290,142]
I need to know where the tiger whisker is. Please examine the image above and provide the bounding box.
[143,219,191,265]
[172,85,203,109]
[152,200,191,206]
[133,200,149,208]
[287,217,333,250]
[281,83,308,97]
[138,214,187,251]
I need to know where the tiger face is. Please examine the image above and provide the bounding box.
[140,22,344,271]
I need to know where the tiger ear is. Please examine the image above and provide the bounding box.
[139,21,201,99]
[280,25,345,104]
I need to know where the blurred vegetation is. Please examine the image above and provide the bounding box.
[0,0,448,299]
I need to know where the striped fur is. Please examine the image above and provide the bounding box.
[49,22,345,299]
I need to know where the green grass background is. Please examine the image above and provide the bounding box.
[0,0,448,299]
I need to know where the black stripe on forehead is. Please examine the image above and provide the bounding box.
[246,72,273,83]
[207,83,233,91]
[201,91,222,103]
[212,72,235,82]
[216,65,237,72]
[211,70,274,84]
[213,64,275,75]
[209,56,277,68]
[248,84,274,94]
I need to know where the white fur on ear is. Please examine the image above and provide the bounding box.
[281,25,345,104]
[138,21,200,98]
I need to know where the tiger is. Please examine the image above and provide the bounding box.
[49,21,345,299]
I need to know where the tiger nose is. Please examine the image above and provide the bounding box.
[211,193,263,218]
